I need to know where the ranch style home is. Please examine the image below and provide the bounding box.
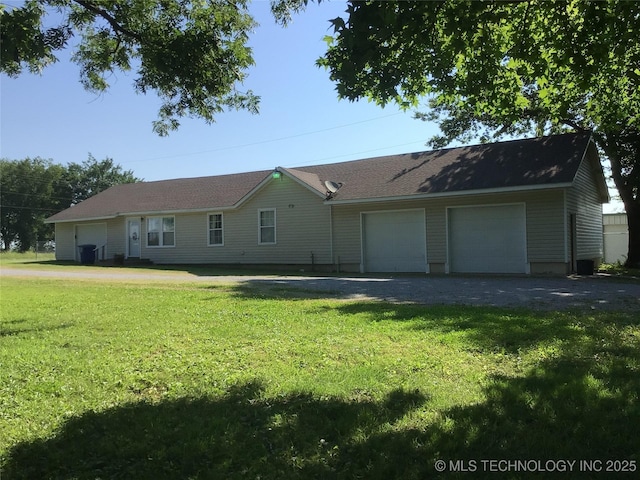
[46,132,609,275]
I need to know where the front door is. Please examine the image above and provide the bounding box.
[128,219,141,258]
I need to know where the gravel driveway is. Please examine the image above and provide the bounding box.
[251,275,640,311]
[3,267,639,311]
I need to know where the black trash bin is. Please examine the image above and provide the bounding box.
[576,259,594,275]
[78,244,96,265]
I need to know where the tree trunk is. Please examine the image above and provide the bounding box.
[625,203,640,268]
[0,230,16,251]
[594,131,640,268]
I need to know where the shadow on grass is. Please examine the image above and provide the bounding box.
[4,383,429,479]
[0,318,73,338]
[3,260,75,267]
[10,260,350,278]
[426,355,640,471]
[333,302,640,356]
[3,287,639,478]
[4,354,640,479]
[227,281,640,355]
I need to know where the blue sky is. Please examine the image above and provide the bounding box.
[0,0,622,212]
[1,1,438,181]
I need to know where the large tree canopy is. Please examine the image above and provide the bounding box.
[64,154,140,204]
[1,0,258,135]
[0,158,65,251]
[275,0,640,266]
[0,155,140,251]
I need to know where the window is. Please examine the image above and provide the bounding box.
[147,216,175,247]
[258,209,276,244]
[208,213,224,246]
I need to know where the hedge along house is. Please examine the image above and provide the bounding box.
[46,132,609,274]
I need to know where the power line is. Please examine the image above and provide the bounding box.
[0,204,60,212]
[2,111,415,178]
[2,110,430,185]
[128,112,405,164]
[1,190,74,202]
[285,139,429,168]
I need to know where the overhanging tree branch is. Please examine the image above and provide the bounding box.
[2,0,260,135]
[73,0,142,41]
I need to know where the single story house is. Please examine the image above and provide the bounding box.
[603,213,629,264]
[46,132,609,274]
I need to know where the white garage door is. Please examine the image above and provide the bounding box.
[363,210,426,272]
[449,205,527,273]
[75,223,107,261]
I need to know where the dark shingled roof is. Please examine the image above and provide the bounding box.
[46,170,271,222]
[46,132,599,223]
[299,132,593,201]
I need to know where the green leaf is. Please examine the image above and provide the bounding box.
[323,34,334,46]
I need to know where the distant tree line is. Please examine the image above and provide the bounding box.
[0,155,140,251]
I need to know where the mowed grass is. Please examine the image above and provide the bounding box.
[0,251,56,265]
[1,277,639,479]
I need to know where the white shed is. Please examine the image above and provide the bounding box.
[603,213,629,264]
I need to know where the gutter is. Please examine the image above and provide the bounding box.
[325,182,574,205]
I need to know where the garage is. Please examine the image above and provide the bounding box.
[75,223,107,261]
[448,204,527,273]
[362,210,426,272]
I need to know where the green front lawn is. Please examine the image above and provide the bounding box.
[0,251,56,265]
[1,277,638,478]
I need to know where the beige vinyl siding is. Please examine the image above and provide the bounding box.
[425,204,447,265]
[332,190,567,272]
[106,218,126,259]
[54,223,76,260]
[139,174,332,265]
[523,190,566,262]
[231,174,331,264]
[566,150,605,261]
[331,205,365,269]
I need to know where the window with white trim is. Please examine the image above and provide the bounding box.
[147,216,175,247]
[258,209,276,244]
[208,213,224,246]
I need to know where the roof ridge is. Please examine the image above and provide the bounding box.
[294,131,592,171]
[136,169,273,185]
[279,166,327,196]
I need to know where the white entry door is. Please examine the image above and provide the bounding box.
[127,219,141,258]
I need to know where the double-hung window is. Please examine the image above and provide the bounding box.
[258,209,276,244]
[147,216,175,247]
[208,213,224,246]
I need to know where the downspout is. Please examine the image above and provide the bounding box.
[329,204,334,272]
[563,190,569,267]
